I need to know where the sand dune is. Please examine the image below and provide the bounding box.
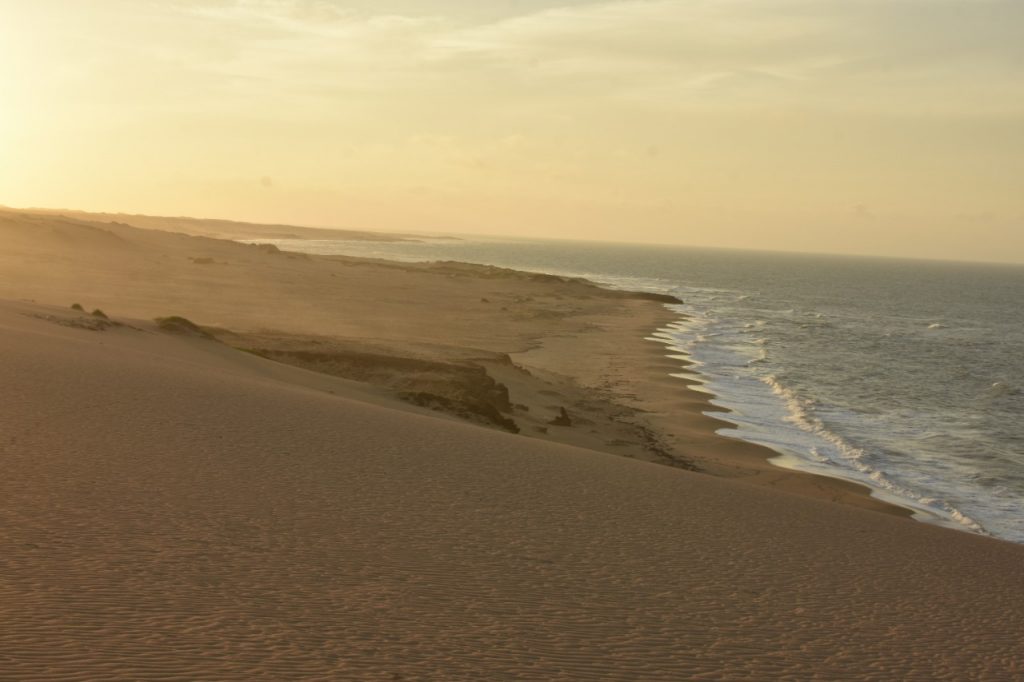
[3,209,1024,678]
[0,208,907,512]
[7,205,423,242]
[2,302,1023,680]
[0,209,695,465]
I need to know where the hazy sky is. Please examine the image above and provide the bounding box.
[2,0,1023,262]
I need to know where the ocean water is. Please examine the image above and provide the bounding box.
[257,236,1024,542]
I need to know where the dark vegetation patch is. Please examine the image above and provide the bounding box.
[548,407,573,427]
[637,425,699,471]
[239,347,519,433]
[630,291,684,304]
[28,313,121,332]
[398,392,519,433]
[155,316,214,339]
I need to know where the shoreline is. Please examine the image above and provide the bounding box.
[510,293,915,520]
[0,207,918,520]
[192,285,918,521]
[225,234,938,524]
[5,208,1024,678]
[645,320,918,519]
[231,235,920,521]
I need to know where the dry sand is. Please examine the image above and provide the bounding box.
[0,208,906,511]
[2,208,1024,679]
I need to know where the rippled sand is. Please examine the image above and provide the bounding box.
[3,303,1023,680]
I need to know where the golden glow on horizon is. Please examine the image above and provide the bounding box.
[1,0,1023,262]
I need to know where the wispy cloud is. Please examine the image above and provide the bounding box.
[146,0,1024,114]
[3,0,1021,258]
[15,0,1023,115]
[428,0,1024,110]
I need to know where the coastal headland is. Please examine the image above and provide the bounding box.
[2,208,1023,679]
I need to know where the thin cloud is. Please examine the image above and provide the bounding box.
[429,0,1024,111]
[82,0,1024,113]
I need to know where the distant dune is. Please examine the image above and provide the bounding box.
[6,205,428,242]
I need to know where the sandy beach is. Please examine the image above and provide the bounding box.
[2,208,1024,679]
[0,208,903,512]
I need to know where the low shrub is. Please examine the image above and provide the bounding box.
[155,316,213,339]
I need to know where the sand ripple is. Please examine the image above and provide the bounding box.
[2,307,1023,680]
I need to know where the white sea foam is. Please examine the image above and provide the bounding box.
[984,382,1021,399]
[644,286,991,537]
[759,375,984,531]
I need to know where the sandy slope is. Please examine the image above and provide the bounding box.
[2,302,1023,680]
[0,208,908,514]
[4,208,1024,678]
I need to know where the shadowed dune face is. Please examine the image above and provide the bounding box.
[1,303,1023,680]
[241,344,520,432]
